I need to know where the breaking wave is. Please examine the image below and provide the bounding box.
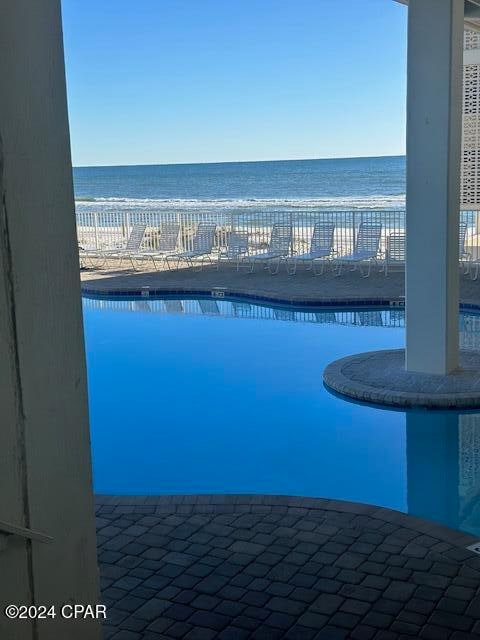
[75,194,405,213]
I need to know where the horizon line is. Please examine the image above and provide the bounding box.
[73,153,406,170]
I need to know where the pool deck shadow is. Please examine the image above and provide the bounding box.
[97,494,480,640]
[81,264,480,309]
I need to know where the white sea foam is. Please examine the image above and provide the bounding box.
[75,194,406,212]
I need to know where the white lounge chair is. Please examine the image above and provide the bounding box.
[134,221,181,270]
[286,222,336,275]
[383,232,405,276]
[334,221,382,277]
[241,223,292,274]
[218,231,249,270]
[80,223,147,269]
[165,222,217,271]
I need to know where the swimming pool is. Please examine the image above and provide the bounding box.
[83,296,480,537]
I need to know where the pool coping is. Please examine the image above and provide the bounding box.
[81,284,403,308]
[323,349,480,409]
[81,283,480,314]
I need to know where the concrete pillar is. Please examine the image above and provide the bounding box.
[406,0,464,374]
[0,2,101,639]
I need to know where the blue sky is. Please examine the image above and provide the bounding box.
[62,0,407,167]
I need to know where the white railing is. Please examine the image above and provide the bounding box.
[76,209,480,262]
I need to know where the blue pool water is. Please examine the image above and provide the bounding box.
[83,297,480,536]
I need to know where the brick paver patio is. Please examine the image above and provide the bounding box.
[97,495,480,640]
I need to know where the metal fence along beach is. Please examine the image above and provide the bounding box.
[75,209,480,263]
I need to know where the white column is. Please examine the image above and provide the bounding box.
[0,3,101,639]
[406,0,464,374]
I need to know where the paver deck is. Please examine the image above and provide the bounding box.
[97,495,480,640]
[80,264,480,309]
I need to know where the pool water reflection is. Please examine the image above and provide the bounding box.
[82,296,480,537]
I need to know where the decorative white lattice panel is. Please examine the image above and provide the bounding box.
[462,31,480,209]
[465,30,480,50]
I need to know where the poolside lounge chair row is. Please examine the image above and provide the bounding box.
[80,222,218,271]
[79,220,474,277]
[237,221,384,276]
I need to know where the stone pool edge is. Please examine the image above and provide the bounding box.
[81,283,480,314]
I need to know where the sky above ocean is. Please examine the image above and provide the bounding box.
[62,0,407,166]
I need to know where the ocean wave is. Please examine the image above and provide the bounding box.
[75,195,406,211]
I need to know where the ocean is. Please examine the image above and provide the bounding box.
[73,155,406,219]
